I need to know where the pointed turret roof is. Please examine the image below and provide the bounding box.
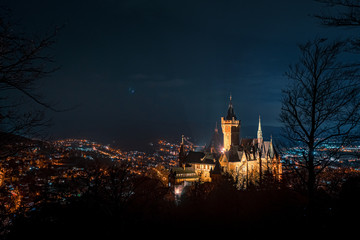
[179,135,186,166]
[258,115,262,132]
[206,122,223,153]
[225,94,237,120]
[210,158,222,175]
[257,115,263,141]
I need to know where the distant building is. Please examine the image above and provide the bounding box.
[205,122,222,154]
[170,95,282,189]
[169,166,199,185]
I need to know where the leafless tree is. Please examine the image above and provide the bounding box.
[280,38,360,211]
[315,0,360,51]
[0,7,60,158]
[315,0,360,26]
[0,8,59,134]
[0,8,61,235]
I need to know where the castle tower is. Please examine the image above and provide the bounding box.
[257,115,263,147]
[221,95,240,151]
[179,135,186,167]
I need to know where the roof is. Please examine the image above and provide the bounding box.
[210,159,222,174]
[184,151,205,163]
[240,138,255,149]
[224,146,243,162]
[220,137,280,163]
[202,152,217,164]
[225,95,237,120]
[184,151,216,165]
[205,124,223,153]
[226,103,236,120]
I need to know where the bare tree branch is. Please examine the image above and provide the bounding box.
[0,8,61,139]
[280,38,360,207]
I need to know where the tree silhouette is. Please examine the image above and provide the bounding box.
[315,0,360,27]
[315,0,360,52]
[0,7,60,151]
[280,38,360,213]
[0,7,61,228]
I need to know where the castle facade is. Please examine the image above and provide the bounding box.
[170,96,282,189]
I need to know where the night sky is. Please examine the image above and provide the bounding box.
[5,0,347,150]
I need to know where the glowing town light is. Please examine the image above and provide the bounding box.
[174,185,184,196]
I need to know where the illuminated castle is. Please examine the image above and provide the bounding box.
[170,95,282,189]
[221,95,240,151]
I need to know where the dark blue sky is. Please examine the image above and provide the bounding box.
[4,0,348,149]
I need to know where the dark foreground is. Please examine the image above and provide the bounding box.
[5,176,360,239]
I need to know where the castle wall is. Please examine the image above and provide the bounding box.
[221,117,240,151]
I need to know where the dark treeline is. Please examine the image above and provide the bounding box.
[3,159,360,239]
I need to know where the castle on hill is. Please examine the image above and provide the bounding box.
[169,95,282,189]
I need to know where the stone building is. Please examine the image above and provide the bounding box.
[170,95,282,188]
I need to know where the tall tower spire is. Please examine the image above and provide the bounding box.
[226,93,237,120]
[221,94,240,151]
[179,135,186,167]
[257,115,263,146]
